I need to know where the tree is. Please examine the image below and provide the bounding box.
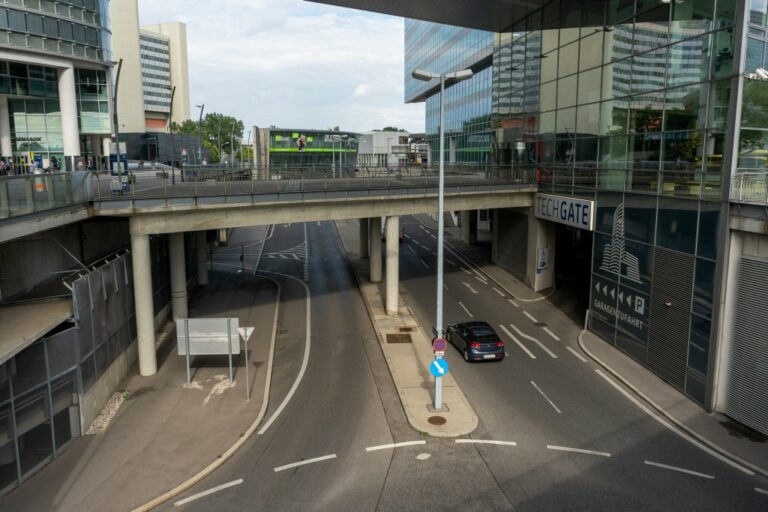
[373,126,403,132]
[171,113,245,163]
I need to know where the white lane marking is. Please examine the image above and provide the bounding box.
[546,445,610,457]
[566,346,588,363]
[443,283,448,290]
[455,439,517,447]
[430,234,437,239]
[499,324,536,359]
[492,287,505,297]
[643,460,715,480]
[542,327,561,341]
[431,251,438,256]
[173,479,244,507]
[474,276,487,285]
[459,301,474,318]
[258,274,312,435]
[463,282,479,294]
[507,298,519,308]
[446,259,457,266]
[419,257,430,269]
[366,440,427,452]
[407,245,417,255]
[756,487,768,495]
[509,324,557,359]
[416,453,431,460]
[523,311,539,323]
[531,380,561,414]
[505,352,510,356]
[595,369,755,476]
[461,267,472,275]
[274,454,337,473]
[316,221,321,226]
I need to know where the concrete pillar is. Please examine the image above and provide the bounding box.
[526,206,556,292]
[131,234,157,376]
[385,216,399,316]
[196,231,209,286]
[370,217,382,282]
[359,218,369,259]
[58,67,80,172]
[461,210,478,245]
[0,96,12,158]
[169,233,188,320]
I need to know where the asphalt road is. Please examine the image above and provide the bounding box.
[163,219,768,511]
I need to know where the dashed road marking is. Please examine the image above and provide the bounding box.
[430,234,437,240]
[523,311,539,323]
[173,479,244,507]
[461,267,472,275]
[542,327,560,341]
[407,245,417,255]
[531,380,561,414]
[419,257,430,269]
[446,259,457,266]
[566,346,588,362]
[474,276,487,285]
[509,324,557,359]
[459,301,474,318]
[492,287,505,297]
[366,440,426,452]
[547,445,610,457]
[499,324,536,359]
[274,454,337,472]
[756,487,768,495]
[456,439,517,447]
[507,298,519,308]
[463,282,479,294]
[644,460,715,480]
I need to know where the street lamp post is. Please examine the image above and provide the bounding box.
[111,58,123,178]
[411,67,473,411]
[195,104,204,164]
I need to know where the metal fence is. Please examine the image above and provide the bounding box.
[731,172,768,206]
[0,171,92,219]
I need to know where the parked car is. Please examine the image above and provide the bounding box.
[446,321,505,362]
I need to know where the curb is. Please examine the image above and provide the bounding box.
[577,329,768,480]
[131,277,281,512]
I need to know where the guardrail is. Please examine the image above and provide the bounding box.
[0,172,92,220]
[731,172,768,206]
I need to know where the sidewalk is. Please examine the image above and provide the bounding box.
[335,219,478,438]
[579,330,768,478]
[0,270,278,512]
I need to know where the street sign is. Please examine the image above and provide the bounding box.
[430,358,449,378]
[238,327,254,342]
[432,338,447,353]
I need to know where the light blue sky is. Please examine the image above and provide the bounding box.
[137,0,425,134]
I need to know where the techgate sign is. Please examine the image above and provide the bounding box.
[534,194,595,231]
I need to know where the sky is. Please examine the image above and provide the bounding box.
[137,0,425,134]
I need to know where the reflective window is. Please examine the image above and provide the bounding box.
[657,197,698,254]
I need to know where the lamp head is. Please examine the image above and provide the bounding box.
[412,68,440,82]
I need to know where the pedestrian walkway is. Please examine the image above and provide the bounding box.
[336,219,478,438]
[0,270,278,512]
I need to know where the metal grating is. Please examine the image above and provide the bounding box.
[647,248,694,391]
[725,257,768,436]
[386,333,412,344]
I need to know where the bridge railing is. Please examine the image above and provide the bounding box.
[0,171,92,219]
[731,172,768,206]
[92,164,534,201]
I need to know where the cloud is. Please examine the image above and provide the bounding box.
[136,0,424,133]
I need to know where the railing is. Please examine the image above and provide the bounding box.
[0,172,92,220]
[731,172,768,206]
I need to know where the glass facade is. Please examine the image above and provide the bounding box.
[0,0,111,62]
[405,21,494,164]
[739,0,768,173]
[268,129,359,168]
[139,31,172,114]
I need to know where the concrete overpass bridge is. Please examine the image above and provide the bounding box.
[1,166,536,376]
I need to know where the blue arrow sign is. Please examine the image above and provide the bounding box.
[430,358,449,378]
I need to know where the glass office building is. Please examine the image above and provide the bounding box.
[0,0,112,172]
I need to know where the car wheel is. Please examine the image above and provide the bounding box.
[463,349,470,362]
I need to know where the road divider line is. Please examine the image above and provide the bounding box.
[523,311,539,323]
[463,282,479,294]
[531,380,561,414]
[274,454,337,473]
[459,301,474,318]
[546,445,610,457]
[507,299,519,308]
[456,439,517,447]
[474,276,487,285]
[446,259,457,266]
[509,324,557,359]
[499,325,536,359]
[756,487,768,495]
[492,287,505,297]
[542,327,560,341]
[461,267,472,275]
[419,257,430,269]
[173,479,244,507]
[566,346,588,362]
[430,234,437,239]
[366,440,427,452]
[643,460,714,480]
[407,246,417,255]
[594,369,755,476]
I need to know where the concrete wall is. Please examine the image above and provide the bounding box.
[493,208,529,280]
[109,0,146,134]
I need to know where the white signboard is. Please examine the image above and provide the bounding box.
[177,318,240,356]
[535,193,595,231]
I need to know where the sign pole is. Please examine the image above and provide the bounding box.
[185,319,191,385]
[435,354,443,410]
[244,336,250,401]
[227,318,233,383]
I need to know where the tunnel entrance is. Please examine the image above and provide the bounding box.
[550,223,593,324]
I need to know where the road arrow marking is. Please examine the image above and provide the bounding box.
[499,324,535,359]
[510,324,557,359]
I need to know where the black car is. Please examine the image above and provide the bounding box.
[446,321,505,362]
